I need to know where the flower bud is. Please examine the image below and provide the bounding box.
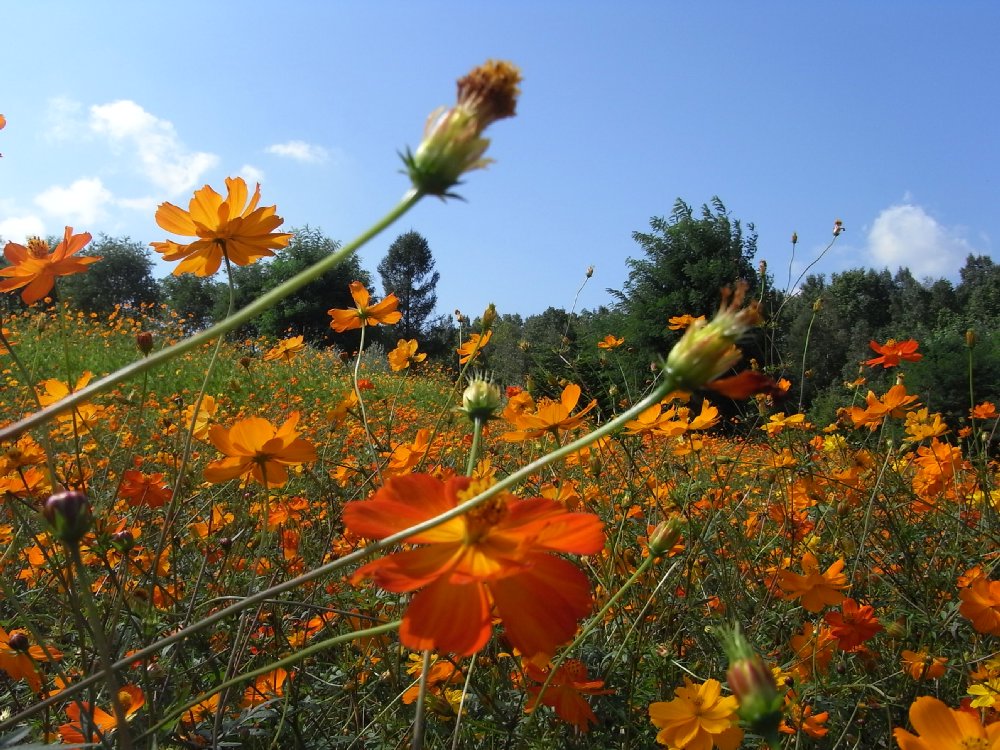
[43,490,93,546]
[239,356,252,370]
[7,631,30,651]
[459,372,502,421]
[112,529,135,552]
[791,232,798,244]
[403,60,521,196]
[966,329,976,349]
[585,265,594,279]
[482,303,497,332]
[718,625,783,744]
[647,517,683,556]
[833,219,845,236]
[664,282,762,392]
[136,331,154,355]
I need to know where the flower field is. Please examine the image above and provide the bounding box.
[1,63,999,749]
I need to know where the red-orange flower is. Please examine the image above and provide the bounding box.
[152,177,291,276]
[597,334,624,350]
[204,412,317,487]
[344,474,605,657]
[0,227,100,304]
[865,338,922,368]
[0,626,62,692]
[328,281,402,332]
[524,658,613,733]
[118,469,173,508]
[901,649,948,681]
[824,598,882,651]
[776,552,849,612]
[959,578,1000,636]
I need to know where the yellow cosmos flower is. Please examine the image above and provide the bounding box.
[893,695,1000,749]
[204,412,317,488]
[649,677,744,750]
[388,338,426,371]
[152,177,292,276]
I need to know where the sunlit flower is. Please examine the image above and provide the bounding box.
[776,552,848,612]
[152,177,292,276]
[262,335,306,363]
[524,658,612,733]
[788,622,837,680]
[328,281,402,332]
[118,469,173,508]
[457,331,492,365]
[388,338,427,371]
[780,698,829,739]
[972,401,998,420]
[242,668,289,707]
[344,474,604,657]
[648,677,744,750]
[959,578,1000,636]
[893,695,1000,749]
[403,60,521,196]
[204,412,317,487]
[58,684,145,744]
[668,314,705,331]
[0,227,99,304]
[865,338,922,368]
[848,384,920,430]
[502,383,598,442]
[597,334,624,350]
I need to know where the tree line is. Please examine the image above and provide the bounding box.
[4,199,998,425]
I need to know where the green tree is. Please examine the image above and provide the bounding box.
[161,273,221,330]
[612,198,759,359]
[377,231,439,340]
[221,226,373,348]
[59,235,161,313]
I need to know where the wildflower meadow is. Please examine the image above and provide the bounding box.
[1,62,999,750]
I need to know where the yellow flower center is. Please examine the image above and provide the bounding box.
[464,496,507,543]
[961,739,989,750]
[26,237,49,259]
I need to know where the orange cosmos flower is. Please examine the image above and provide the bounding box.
[901,649,948,681]
[502,383,598,442]
[893,695,1000,750]
[824,598,882,651]
[388,338,427,371]
[959,578,1000,636]
[0,227,100,304]
[667,313,705,331]
[848,384,920,430]
[0,626,62,693]
[648,677,744,750]
[776,552,848,612]
[262,335,306,363]
[204,412,317,488]
[118,469,172,508]
[344,474,604,657]
[865,338,922,368]
[58,684,145,744]
[597,334,624,350]
[328,281,402,332]
[972,401,998,420]
[456,330,492,364]
[524,658,613,733]
[151,176,292,277]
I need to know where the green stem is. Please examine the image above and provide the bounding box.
[0,375,677,731]
[0,189,423,443]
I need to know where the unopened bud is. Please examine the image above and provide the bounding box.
[482,303,497,331]
[112,530,135,552]
[791,232,798,244]
[966,329,976,348]
[7,631,30,651]
[239,356,252,370]
[812,298,823,312]
[43,490,93,546]
[718,625,783,744]
[648,517,683,556]
[459,372,502,421]
[833,219,845,236]
[585,265,594,279]
[136,331,154,355]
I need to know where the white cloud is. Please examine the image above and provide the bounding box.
[0,215,47,244]
[34,177,113,225]
[116,196,160,214]
[266,140,328,164]
[239,164,265,184]
[89,100,218,195]
[867,204,977,279]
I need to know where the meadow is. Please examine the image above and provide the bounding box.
[1,62,999,749]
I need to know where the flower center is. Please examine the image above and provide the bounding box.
[464,496,507,543]
[961,739,989,750]
[26,237,49,259]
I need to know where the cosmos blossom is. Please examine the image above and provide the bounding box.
[344,474,604,657]
[0,227,99,304]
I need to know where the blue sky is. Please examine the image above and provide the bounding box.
[2,2,998,318]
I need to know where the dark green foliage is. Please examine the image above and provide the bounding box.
[161,273,220,330]
[59,235,161,313]
[612,197,759,359]
[378,231,439,340]
[221,226,372,348]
